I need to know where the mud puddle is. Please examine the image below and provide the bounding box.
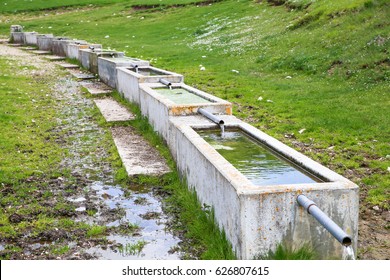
[78,182,181,259]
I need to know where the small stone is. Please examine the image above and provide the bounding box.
[373,206,380,211]
[9,213,23,223]
[200,66,206,71]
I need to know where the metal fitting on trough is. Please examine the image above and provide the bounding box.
[159,78,172,88]
[297,194,352,246]
[198,108,224,126]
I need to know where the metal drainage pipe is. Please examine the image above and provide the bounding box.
[130,63,139,72]
[159,78,172,88]
[297,194,352,246]
[198,108,224,126]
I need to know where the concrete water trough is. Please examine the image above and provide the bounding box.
[79,48,124,74]
[36,34,54,51]
[24,32,38,46]
[166,115,359,259]
[10,25,24,43]
[139,82,231,140]
[98,56,150,88]
[117,66,183,105]
[66,43,102,60]
[51,38,87,57]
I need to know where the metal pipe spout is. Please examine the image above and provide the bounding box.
[159,78,172,88]
[130,63,139,73]
[198,108,224,126]
[297,194,352,246]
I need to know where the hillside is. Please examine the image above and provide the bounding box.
[0,0,389,259]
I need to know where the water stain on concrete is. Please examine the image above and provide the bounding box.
[79,80,113,95]
[111,126,170,176]
[94,97,134,122]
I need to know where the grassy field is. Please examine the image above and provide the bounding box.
[0,0,389,258]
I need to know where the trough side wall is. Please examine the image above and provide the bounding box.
[240,187,359,259]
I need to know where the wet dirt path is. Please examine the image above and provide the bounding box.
[0,43,183,259]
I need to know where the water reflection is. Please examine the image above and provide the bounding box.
[198,129,319,185]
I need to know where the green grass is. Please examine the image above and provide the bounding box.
[0,58,63,183]
[257,243,317,260]
[119,240,147,256]
[86,225,107,238]
[1,0,220,13]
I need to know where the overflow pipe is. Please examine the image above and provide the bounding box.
[198,108,224,126]
[131,63,139,72]
[159,78,172,88]
[297,194,352,246]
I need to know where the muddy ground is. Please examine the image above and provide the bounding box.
[0,42,388,260]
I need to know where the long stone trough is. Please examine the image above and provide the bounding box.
[8,26,359,260]
[117,66,183,105]
[98,56,149,89]
[79,48,124,74]
[66,43,102,60]
[139,82,232,141]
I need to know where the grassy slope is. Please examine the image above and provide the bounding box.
[0,0,212,13]
[0,1,388,203]
[0,58,62,183]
